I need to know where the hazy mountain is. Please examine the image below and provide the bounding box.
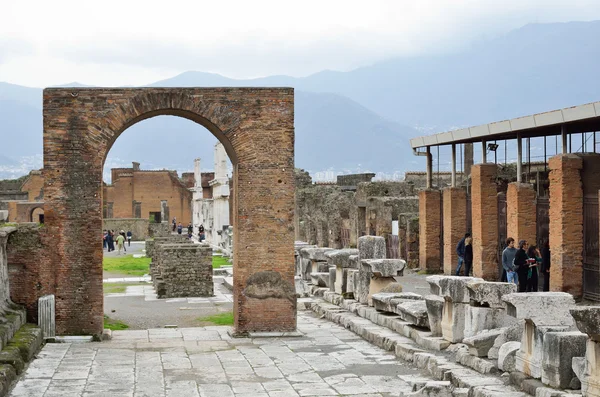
[2,21,600,179]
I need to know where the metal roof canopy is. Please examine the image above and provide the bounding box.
[410,101,600,149]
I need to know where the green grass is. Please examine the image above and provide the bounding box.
[103,283,128,294]
[212,255,230,269]
[103,255,150,276]
[197,312,234,326]
[104,315,129,331]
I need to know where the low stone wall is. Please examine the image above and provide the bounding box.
[103,218,149,241]
[154,244,213,298]
[148,222,171,238]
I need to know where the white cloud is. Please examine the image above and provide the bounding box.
[2,0,600,87]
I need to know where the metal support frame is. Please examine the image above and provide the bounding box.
[481,140,487,163]
[517,133,523,183]
[426,146,432,189]
[562,125,568,154]
[451,143,456,187]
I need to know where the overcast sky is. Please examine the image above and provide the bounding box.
[3,0,600,87]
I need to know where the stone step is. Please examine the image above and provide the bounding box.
[0,323,43,397]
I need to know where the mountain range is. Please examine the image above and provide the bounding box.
[2,20,600,180]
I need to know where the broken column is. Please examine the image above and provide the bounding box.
[502,292,576,379]
[549,154,583,296]
[359,259,406,306]
[570,307,600,397]
[356,236,386,304]
[325,248,359,295]
[426,275,483,343]
[442,187,467,275]
[419,189,441,272]
[471,163,498,280]
[506,182,536,249]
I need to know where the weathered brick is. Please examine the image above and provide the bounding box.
[507,182,536,246]
[442,187,467,275]
[471,163,498,280]
[419,189,441,271]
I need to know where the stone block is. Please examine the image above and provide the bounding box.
[359,259,406,305]
[311,272,330,288]
[467,281,517,308]
[328,266,336,292]
[462,328,503,357]
[502,292,575,326]
[303,247,335,262]
[541,331,587,389]
[372,292,422,313]
[396,300,429,328]
[570,307,600,397]
[358,235,386,261]
[380,282,404,293]
[435,276,484,303]
[570,307,600,337]
[441,301,467,343]
[425,295,445,337]
[464,306,515,339]
[346,269,359,297]
[0,346,24,374]
[488,321,523,359]
[516,321,572,379]
[326,249,359,294]
[498,341,521,372]
[154,243,213,298]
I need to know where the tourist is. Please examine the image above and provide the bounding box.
[502,237,518,285]
[455,232,470,276]
[172,217,177,232]
[120,230,127,252]
[102,230,107,250]
[187,223,193,239]
[514,240,530,292]
[107,230,115,252]
[463,236,473,277]
[177,222,183,235]
[115,232,125,255]
[526,244,541,292]
[126,230,132,247]
[541,240,551,291]
[198,224,205,242]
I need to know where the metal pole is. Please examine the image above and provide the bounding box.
[595,131,597,153]
[451,144,456,188]
[517,134,523,183]
[527,137,531,182]
[494,141,497,164]
[569,134,572,153]
[460,144,463,182]
[583,132,586,152]
[504,140,507,165]
[482,140,487,163]
[561,125,567,154]
[544,135,547,174]
[437,146,440,188]
[426,147,432,189]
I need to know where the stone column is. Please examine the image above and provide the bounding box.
[442,187,467,275]
[406,217,419,268]
[549,154,583,296]
[419,189,441,271]
[506,182,536,245]
[471,164,498,280]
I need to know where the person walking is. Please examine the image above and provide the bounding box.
[514,240,530,292]
[172,217,177,232]
[526,244,541,292]
[502,237,518,286]
[541,240,551,291]
[126,230,132,247]
[103,230,108,250]
[107,230,115,252]
[455,233,470,276]
[198,224,205,242]
[177,222,183,235]
[120,230,127,252]
[463,236,473,277]
[115,232,125,255]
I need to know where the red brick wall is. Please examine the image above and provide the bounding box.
[419,189,441,271]
[443,187,467,275]
[507,182,536,246]
[111,174,133,218]
[549,154,583,296]
[21,172,44,201]
[471,164,498,280]
[43,88,295,336]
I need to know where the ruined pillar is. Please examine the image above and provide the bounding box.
[442,187,467,275]
[549,154,583,296]
[406,216,419,268]
[419,189,441,271]
[506,182,536,245]
[471,163,498,280]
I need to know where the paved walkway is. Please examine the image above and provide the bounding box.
[9,311,419,397]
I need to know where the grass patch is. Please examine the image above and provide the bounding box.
[197,312,234,326]
[103,255,150,276]
[212,255,230,269]
[104,315,129,331]
[103,283,128,294]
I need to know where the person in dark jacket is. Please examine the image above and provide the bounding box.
[526,245,540,292]
[463,236,473,277]
[455,232,470,276]
[514,239,530,292]
[541,240,551,291]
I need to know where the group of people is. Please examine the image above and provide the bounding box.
[103,229,132,255]
[455,233,550,292]
[172,218,206,242]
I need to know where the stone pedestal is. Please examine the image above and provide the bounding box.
[507,182,536,245]
[465,281,517,338]
[325,248,359,294]
[471,163,498,280]
[425,295,444,337]
[549,154,583,296]
[419,189,441,271]
[356,236,386,304]
[570,307,600,397]
[295,243,316,278]
[442,187,467,275]
[541,331,587,388]
[359,259,405,306]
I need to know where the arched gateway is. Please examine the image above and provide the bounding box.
[42,88,296,336]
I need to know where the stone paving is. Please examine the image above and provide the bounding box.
[9,311,420,397]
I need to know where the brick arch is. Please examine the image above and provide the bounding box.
[42,88,295,337]
[29,205,44,222]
